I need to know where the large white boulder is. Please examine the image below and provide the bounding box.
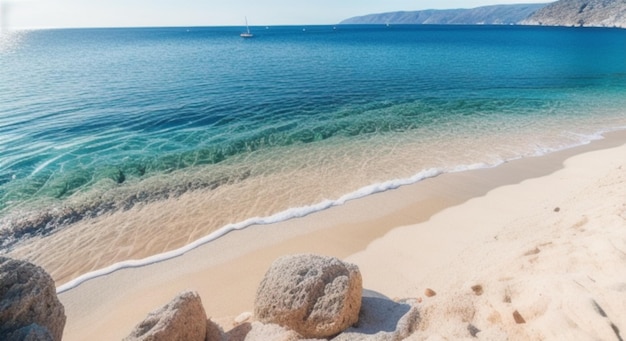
[254,254,362,338]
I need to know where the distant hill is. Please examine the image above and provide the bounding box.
[521,0,626,28]
[340,4,548,25]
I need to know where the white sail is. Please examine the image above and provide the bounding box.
[240,17,253,38]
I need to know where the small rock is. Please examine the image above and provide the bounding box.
[0,257,66,341]
[234,312,253,325]
[471,285,483,296]
[512,310,526,324]
[467,323,481,337]
[124,291,208,341]
[424,288,437,297]
[254,254,362,338]
[554,207,560,212]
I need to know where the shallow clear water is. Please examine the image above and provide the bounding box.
[0,25,625,244]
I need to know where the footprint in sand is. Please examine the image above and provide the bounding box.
[571,215,589,230]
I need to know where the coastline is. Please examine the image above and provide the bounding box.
[57,130,626,340]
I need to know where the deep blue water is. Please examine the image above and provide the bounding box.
[0,25,625,234]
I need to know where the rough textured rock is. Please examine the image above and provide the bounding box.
[0,257,66,341]
[332,291,420,341]
[522,0,626,28]
[124,290,208,341]
[254,254,362,338]
[206,319,225,341]
[4,324,55,341]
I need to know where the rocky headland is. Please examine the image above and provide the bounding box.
[340,4,547,25]
[341,0,626,28]
[522,0,626,28]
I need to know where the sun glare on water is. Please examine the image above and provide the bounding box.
[0,0,9,33]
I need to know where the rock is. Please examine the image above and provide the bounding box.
[331,292,419,341]
[467,323,481,337]
[471,285,484,296]
[224,323,252,341]
[4,324,54,341]
[522,0,626,28]
[124,290,208,341]
[234,312,253,325]
[206,319,225,341]
[0,257,66,341]
[424,288,437,297]
[340,4,546,25]
[254,254,362,338]
[512,310,526,324]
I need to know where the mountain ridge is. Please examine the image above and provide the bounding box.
[340,1,626,28]
[340,4,548,25]
[522,0,626,28]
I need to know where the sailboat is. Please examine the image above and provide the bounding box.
[240,17,253,38]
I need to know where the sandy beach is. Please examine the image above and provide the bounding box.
[42,131,626,340]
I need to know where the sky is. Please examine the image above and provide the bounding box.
[1,0,552,30]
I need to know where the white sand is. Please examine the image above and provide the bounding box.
[348,142,626,340]
[57,135,626,340]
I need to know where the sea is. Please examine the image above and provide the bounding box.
[1,25,625,274]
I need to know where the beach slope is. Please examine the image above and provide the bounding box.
[58,136,626,340]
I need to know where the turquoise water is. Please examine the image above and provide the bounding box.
[1,25,625,246]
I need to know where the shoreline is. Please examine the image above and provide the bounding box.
[50,128,622,292]
[57,130,626,340]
